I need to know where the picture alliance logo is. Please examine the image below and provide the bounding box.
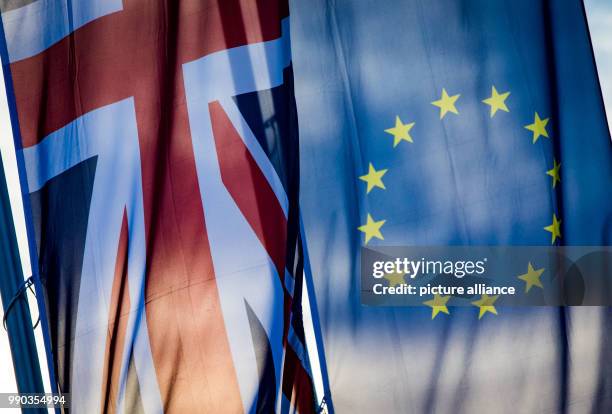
[372,257,488,279]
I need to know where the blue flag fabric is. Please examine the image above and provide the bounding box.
[291,0,612,412]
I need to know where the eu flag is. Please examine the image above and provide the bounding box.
[291,0,612,412]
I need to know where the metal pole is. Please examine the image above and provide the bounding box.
[0,153,45,404]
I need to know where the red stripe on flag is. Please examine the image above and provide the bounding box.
[100,212,131,413]
[138,83,244,411]
[209,100,288,277]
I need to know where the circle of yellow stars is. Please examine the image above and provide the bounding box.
[356,84,563,319]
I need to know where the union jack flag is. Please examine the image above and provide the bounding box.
[1,0,316,412]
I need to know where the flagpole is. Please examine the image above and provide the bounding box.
[0,154,46,410]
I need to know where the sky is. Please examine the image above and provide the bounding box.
[586,0,612,132]
[1,0,611,400]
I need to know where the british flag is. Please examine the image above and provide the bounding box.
[1,0,316,412]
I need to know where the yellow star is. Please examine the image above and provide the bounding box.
[525,112,550,143]
[384,271,407,288]
[482,86,510,117]
[384,116,415,147]
[359,163,388,194]
[471,294,499,319]
[358,214,385,244]
[423,294,451,319]
[544,214,562,244]
[518,262,545,293]
[546,159,561,188]
[432,88,460,119]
